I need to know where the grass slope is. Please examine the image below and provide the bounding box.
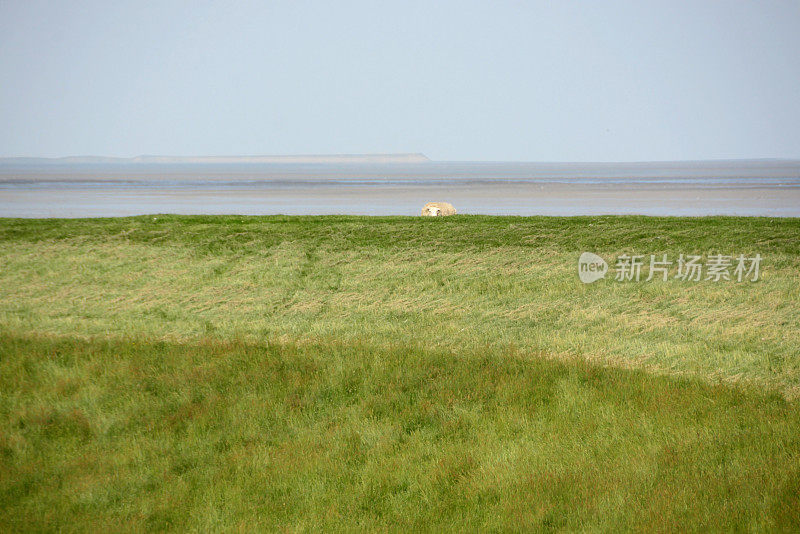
[2,334,799,531]
[1,215,799,530]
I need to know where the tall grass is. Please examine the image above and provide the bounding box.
[0,215,799,530]
[1,333,799,531]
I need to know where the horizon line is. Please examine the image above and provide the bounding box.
[3,153,800,165]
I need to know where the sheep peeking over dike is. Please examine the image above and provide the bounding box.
[421,202,457,216]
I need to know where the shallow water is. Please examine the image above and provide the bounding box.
[1,161,798,217]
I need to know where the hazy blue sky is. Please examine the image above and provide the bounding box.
[1,1,798,161]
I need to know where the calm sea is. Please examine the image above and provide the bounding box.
[1,161,799,217]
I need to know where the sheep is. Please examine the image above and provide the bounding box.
[421,202,457,217]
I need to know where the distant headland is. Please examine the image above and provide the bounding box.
[0,153,431,165]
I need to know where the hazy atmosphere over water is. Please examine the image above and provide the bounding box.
[1,1,799,217]
[2,1,800,161]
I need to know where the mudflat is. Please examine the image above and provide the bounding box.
[1,159,799,217]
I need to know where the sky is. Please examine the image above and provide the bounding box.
[1,1,799,161]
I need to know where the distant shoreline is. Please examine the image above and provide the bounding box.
[1,159,799,181]
[0,153,432,165]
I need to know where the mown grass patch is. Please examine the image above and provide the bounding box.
[1,215,798,395]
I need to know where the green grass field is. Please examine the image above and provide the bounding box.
[1,215,799,530]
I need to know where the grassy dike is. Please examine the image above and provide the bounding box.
[1,215,799,530]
